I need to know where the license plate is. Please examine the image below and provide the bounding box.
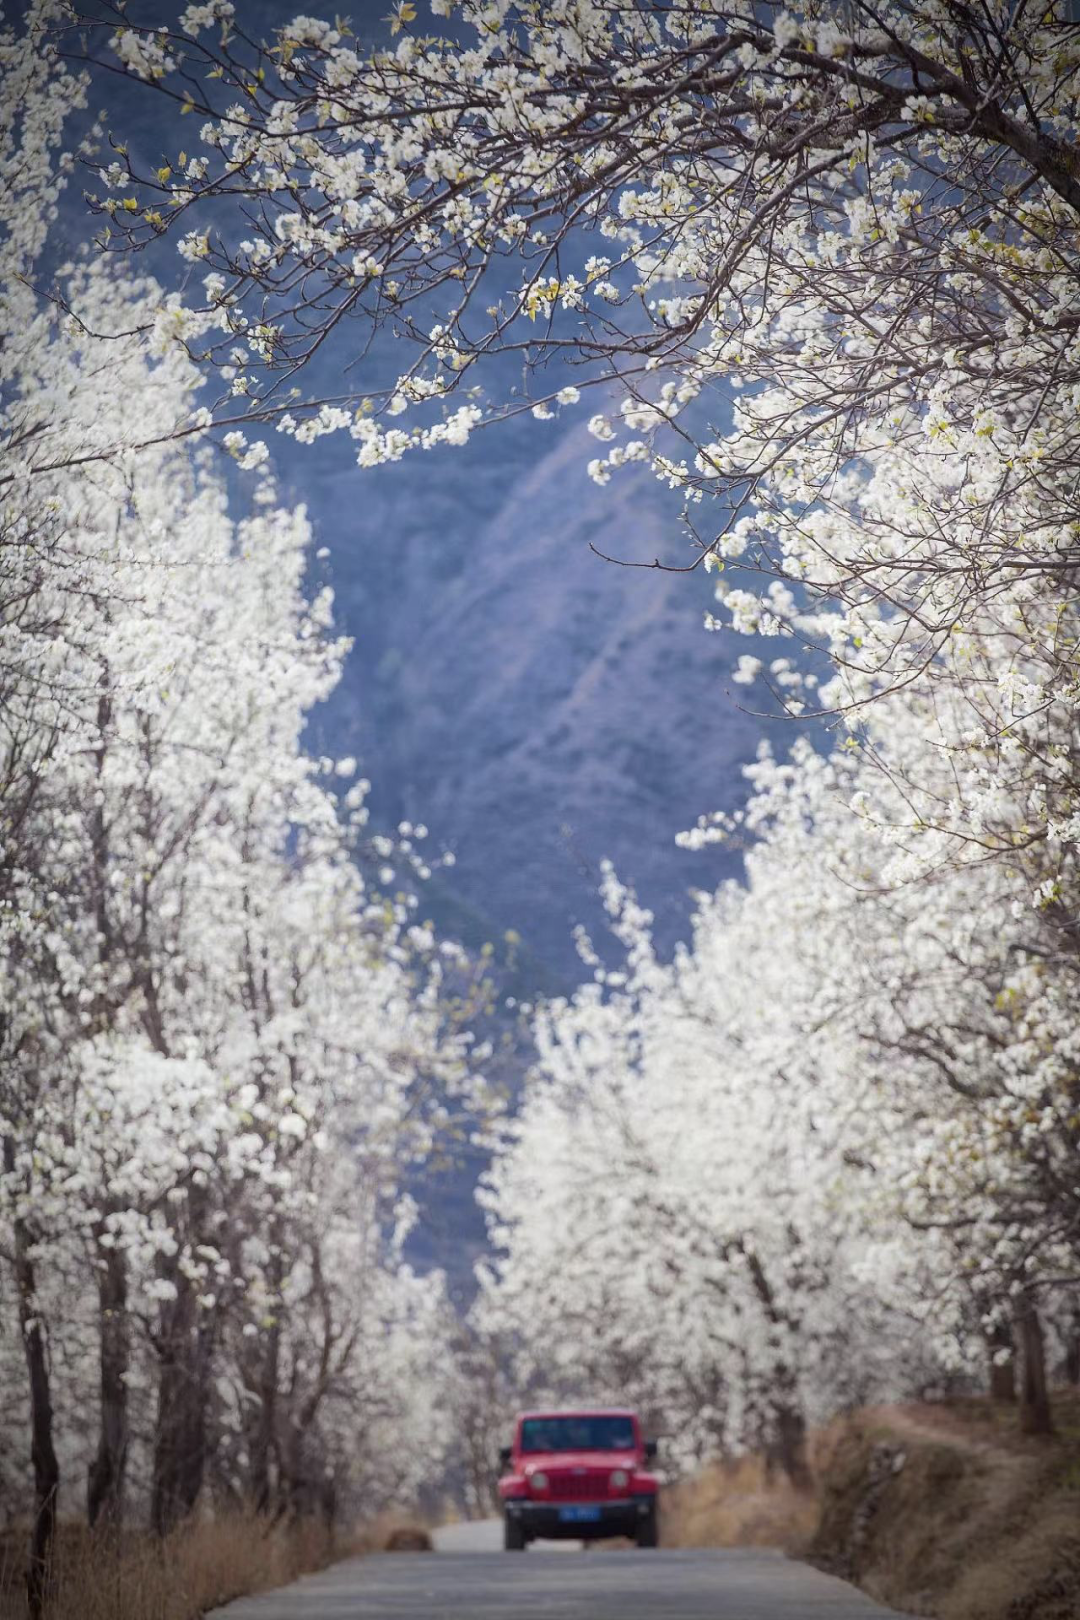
[558,1505,601,1523]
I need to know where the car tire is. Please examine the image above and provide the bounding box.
[636,1506,659,1549]
[504,1514,526,1551]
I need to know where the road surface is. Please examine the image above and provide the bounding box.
[208,1518,913,1618]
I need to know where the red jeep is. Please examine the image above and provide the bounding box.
[498,1408,659,1550]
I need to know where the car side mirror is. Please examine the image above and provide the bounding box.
[498,1445,512,1469]
[644,1439,658,1462]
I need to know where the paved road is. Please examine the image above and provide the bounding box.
[209,1519,911,1619]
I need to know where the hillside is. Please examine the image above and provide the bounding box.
[810,1396,1080,1620]
[310,421,789,977]
[667,1395,1080,1620]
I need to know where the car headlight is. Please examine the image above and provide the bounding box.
[530,1471,548,1492]
[610,1469,629,1490]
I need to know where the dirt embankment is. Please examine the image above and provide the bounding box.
[666,1394,1080,1620]
[808,1395,1080,1620]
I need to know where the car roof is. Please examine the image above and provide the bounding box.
[517,1408,637,1420]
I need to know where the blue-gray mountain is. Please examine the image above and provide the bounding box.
[298,415,792,1293]
[305,420,779,983]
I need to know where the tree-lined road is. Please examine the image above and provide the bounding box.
[209,1522,912,1618]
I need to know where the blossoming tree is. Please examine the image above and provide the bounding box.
[1,10,484,1610]
[76,0,1080,911]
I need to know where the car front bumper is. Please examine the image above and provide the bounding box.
[504,1494,656,1540]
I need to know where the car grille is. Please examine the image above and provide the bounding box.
[546,1472,610,1501]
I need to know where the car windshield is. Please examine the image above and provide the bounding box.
[520,1415,636,1453]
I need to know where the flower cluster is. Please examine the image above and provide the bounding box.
[0,6,482,1546]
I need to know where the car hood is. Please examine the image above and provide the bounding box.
[521,1450,639,1471]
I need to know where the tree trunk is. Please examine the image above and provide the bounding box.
[88,1237,129,1532]
[1063,1302,1080,1387]
[987,1320,1016,1402]
[319,1469,338,1534]
[989,1355,1017,1402]
[770,1401,812,1491]
[742,1245,811,1491]
[5,1135,60,1620]
[23,1292,59,1620]
[280,1422,310,1521]
[152,1276,211,1533]
[151,1205,214,1535]
[1017,1297,1053,1436]
[1065,1332,1080,1388]
[246,1246,282,1512]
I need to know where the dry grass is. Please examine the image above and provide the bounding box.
[808,1391,1080,1620]
[662,1451,822,1553]
[0,1513,356,1620]
[0,1503,438,1620]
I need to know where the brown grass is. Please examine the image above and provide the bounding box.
[0,1511,377,1620]
[662,1450,822,1553]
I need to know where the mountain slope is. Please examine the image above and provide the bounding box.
[314,419,787,976]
